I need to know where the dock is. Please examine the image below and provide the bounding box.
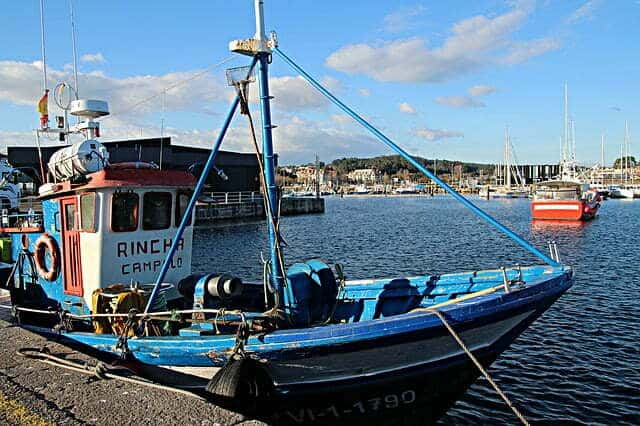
[195,192,324,224]
[0,302,264,425]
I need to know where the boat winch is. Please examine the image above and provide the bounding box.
[179,273,243,309]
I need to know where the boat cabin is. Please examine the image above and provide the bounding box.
[4,166,196,316]
[532,181,591,201]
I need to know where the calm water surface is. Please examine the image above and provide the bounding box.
[193,196,640,425]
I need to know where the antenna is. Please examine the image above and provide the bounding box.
[69,0,80,99]
[39,0,48,91]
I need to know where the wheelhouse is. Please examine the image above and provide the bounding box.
[5,166,196,316]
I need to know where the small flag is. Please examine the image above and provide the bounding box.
[37,89,49,128]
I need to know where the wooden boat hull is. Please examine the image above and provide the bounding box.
[531,199,599,221]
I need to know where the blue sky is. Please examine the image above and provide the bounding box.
[0,0,638,165]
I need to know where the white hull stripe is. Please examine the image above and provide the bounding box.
[532,204,580,211]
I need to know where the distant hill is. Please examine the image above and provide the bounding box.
[329,155,495,177]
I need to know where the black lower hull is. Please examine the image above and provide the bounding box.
[149,288,564,425]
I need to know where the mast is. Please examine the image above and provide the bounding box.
[625,120,630,184]
[563,83,569,164]
[230,0,285,302]
[504,127,512,187]
[601,134,605,168]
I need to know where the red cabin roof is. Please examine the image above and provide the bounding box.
[41,166,196,198]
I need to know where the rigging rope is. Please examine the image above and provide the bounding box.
[430,309,530,426]
[236,80,288,315]
[101,55,238,121]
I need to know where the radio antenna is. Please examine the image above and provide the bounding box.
[69,0,80,99]
[39,0,48,91]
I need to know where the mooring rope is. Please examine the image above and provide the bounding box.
[16,347,205,401]
[430,309,530,426]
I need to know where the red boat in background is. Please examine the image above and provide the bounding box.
[531,181,601,221]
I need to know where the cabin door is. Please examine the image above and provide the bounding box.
[60,197,83,296]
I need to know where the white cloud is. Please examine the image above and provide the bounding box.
[0,60,401,164]
[0,60,228,120]
[80,52,106,63]
[383,5,426,33]
[415,126,464,141]
[325,2,555,83]
[468,84,496,97]
[435,95,485,108]
[253,75,329,110]
[0,60,335,125]
[566,0,602,24]
[358,88,371,97]
[501,37,561,65]
[399,102,416,114]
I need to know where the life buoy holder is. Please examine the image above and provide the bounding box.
[34,233,60,282]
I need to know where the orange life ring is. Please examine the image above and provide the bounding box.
[34,233,60,282]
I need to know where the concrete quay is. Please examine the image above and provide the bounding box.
[0,304,265,426]
[195,196,324,224]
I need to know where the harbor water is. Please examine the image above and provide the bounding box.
[193,196,639,425]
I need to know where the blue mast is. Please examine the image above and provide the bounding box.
[230,0,286,305]
[257,55,286,294]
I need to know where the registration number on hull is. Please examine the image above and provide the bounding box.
[281,389,416,424]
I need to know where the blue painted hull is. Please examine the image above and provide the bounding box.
[16,265,572,424]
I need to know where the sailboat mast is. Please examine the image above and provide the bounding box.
[505,127,511,187]
[625,120,630,183]
[563,83,569,163]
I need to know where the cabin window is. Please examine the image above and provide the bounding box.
[112,192,139,232]
[80,193,96,232]
[143,192,172,230]
[64,203,78,231]
[175,191,193,227]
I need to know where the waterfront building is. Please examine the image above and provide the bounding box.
[347,168,379,183]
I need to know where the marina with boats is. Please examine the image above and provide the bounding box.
[0,1,638,425]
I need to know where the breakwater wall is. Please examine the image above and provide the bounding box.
[195,196,324,224]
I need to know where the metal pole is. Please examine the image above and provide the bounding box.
[274,47,559,267]
[257,53,286,297]
[159,91,165,170]
[69,0,79,98]
[34,131,46,184]
[39,0,47,91]
[143,95,242,314]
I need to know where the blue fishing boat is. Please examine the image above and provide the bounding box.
[1,1,572,424]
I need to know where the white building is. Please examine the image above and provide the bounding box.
[347,168,379,183]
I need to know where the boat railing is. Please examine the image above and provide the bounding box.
[0,210,43,231]
[201,191,263,205]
